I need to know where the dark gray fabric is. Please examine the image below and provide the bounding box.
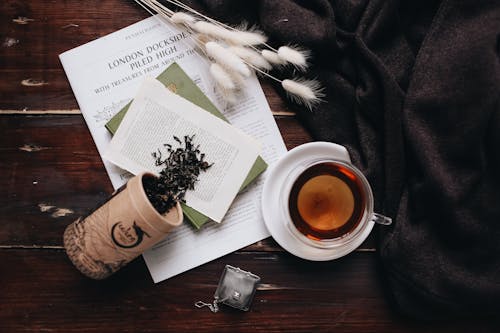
[168,0,500,319]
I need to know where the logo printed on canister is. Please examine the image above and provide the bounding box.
[111,221,151,248]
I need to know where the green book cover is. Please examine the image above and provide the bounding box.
[105,63,267,229]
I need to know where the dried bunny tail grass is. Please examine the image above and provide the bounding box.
[170,11,196,25]
[164,0,267,44]
[261,50,286,66]
[220,90,238,105]
[209,63,236,90]
[281,79,324,110]
[137,0,174,17]
[193,21,266,46]
[227,69,246,87]
[140,1,268,46]
[205,41,251,77]
[216,84,238,105]
[192,21,228,39]
[229,46,272,71]
[278,45,310,71]
[194,33,211,45]
[137,0,324,108]
[230,22,268,45]
[232,29,267,46]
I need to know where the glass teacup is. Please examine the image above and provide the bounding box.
[280,158,391,252]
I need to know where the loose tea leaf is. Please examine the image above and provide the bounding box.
[144,135,213,214]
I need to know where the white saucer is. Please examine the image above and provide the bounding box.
[261,142,374,261]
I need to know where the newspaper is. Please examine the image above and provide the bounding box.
[59,15,287,282]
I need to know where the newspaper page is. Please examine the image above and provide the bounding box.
[104,77,261,222]
[60,15,216,188]
[59,15,287,283]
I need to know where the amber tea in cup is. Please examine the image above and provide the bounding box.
[288,162,367,241]
[288,161,367,241]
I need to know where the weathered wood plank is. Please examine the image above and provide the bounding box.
[0,114,124,246]
[0,69,77,110]
[1,1,293,113]
[0,69,292,112]
[1,0,146,66]
[0,115,309,247]
[0,109,81,114]
[0,108,293,116]
[0,0,146,109]
[1,249,496,333]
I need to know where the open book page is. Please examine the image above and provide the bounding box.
[104,78,260,222]
[59,15,287,282]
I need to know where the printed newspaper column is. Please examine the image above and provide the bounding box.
[63,172,183,279]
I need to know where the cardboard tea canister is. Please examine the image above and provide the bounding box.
[63,172,183,279]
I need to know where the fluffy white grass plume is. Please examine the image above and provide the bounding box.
[229,46,272,70]
[281,79,324,110]
[261,50,286,65]
[193,21,230,40]
[219,89,238,105]
[170,12,196,25]
[194,33,211,45]
[205,41,251,77]
[193,21,266,46]
[229,29,267,46]
[278,46,309,70]
[135,0,325,110]
[209,63,236,90]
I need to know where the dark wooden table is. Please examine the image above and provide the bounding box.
[1,1,499,332]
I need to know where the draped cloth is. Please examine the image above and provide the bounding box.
[173,0,500,319]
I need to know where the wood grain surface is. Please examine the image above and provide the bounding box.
[0,0,498,332]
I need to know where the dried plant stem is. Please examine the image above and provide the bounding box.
[141,0,174,16]
[247,64,281,83]
[261,50,286,66]
[229,46,272,70]
[171,12,197,25]
[135,0,324,109]
[162,0,276,48]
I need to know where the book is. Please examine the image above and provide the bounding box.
[105,63,268,228]
[104,77,261,223]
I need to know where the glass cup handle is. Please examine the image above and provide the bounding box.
[371,213,392,225]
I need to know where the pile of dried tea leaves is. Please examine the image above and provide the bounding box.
[143,135,212,214]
